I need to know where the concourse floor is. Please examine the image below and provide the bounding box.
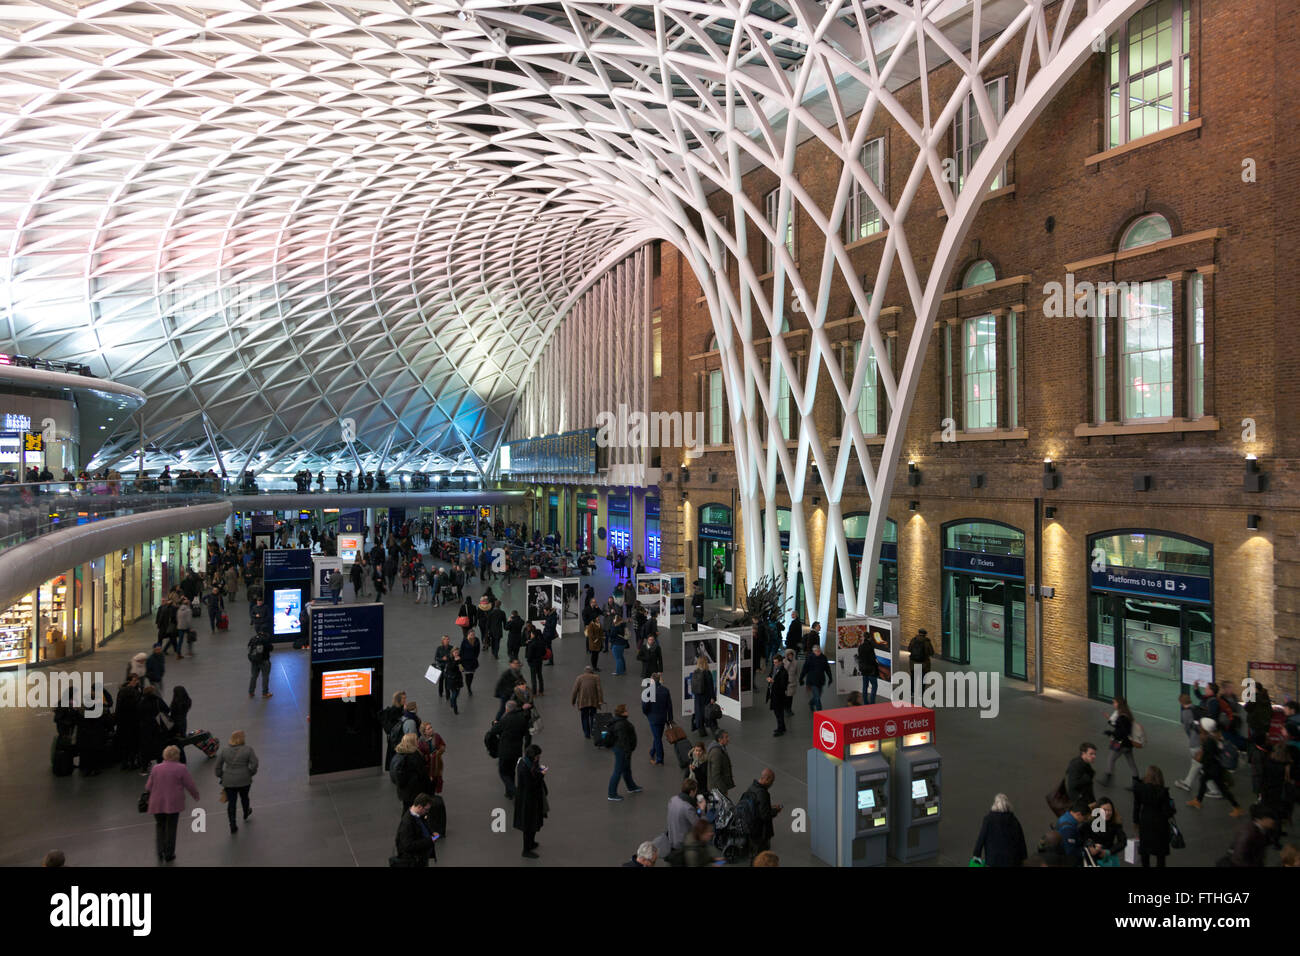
[0,560,1263,867]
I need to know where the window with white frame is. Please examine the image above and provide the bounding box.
[764,187,794,273]
[846,138,885,242]
[954,77,1007,195]
[963,315,998,429]
[943,324,954,424]
[1093,308,1107,423]
[1120,280,1174,420]
[652,314,662,378]
[1188,272,1204,418]
[776,361,793,440]
[846,341,879,435]
[1007,312,1019,429]
[709,369,724,445]
[1107,0,1192,149]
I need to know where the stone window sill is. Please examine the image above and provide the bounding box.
[1074,417,1219,437]
[1083,118,1203,168]
[928,427,1028,443]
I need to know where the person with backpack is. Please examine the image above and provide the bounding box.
[606,704,643,801]
[1186,718,1245,816]
[857,639,880,704]
[689,656,715,739]
[390,733,426,809]
[1099,696,1141,788]
[381,691,407,770]
[247,629,273,698]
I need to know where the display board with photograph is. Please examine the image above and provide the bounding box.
[681,630,719,718]
[556,576,582,634]
[715,629,753,719]
[658,572,687,625]
[527,578,563,630]
[835,614,898,698]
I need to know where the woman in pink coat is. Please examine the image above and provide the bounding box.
[146,745,200,862]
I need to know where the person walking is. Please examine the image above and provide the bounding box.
[1175,693,1222,799]
[433,635,455,700]
[392,793,439,866]
[857,638,880,704]
[442,650,464,715]
[799,643,831,713]
[203,585,223,632]
[247,628,273,698]
[215,730,259,834]
[542,605,559,666]
[637,634,663,680]
[784,611,802,658]
[606,704,642,801]
[496,701,530,799]
[767,654,789,737]
[525,626,547,696]
[689,655,715,739]
[417,722,447,796]
[571,665,604,738]
[971,793,1028,866]
[1186,719,1246,816]
[1099,696,1140,788]
[495,660,526,721]
[585,617,604,672]
[782,650,798,722]
[738,769,782,855]
[608,617,630,676]
[145,644,166,694]
[707,730,735,798]
[505,611,525,660]
[459,631,482,696]
[514,744,548,858]
[1132,766,1175,867]
[483,599,505,659]
[907,628,933,700]
[641,673,673,766]
[328,569,345,604]
[456,594,477,641]
[1065,742,1098,806]
[144,745,199,863]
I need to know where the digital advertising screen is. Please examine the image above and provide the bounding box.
[338,535,360,564]
[273,588,303,636]
[321,667,373,701]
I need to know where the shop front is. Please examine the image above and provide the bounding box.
[834,514,897,616]
[575,491,599,552]
[607,494,631,553]
[941,520,1027,680]
[698,503,734,607]
[1088,530,1213,720]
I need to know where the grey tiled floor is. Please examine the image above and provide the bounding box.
[0,559,1259,866]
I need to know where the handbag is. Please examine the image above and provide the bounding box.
[1046,779,1071,816]
[455,615,470,628]
[1169,818,1186,850]
[137,791,150,813]
[664,722,687,745]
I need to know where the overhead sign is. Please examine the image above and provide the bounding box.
[700,523,733,541]
[338,509,363,535]
[501,428,597,475]
[23,431,43,452]
[263,548,313,581]
[943,549,1025,580]
[1090,565,1211,604]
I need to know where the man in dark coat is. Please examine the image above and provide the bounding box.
[637,635,664,680]
[641,674,673,765]
[505,610,525,659]
[1228,807,1277,866]
[799,644,832,713]
[785,611,802,657]
[1065,742,1098,806]
[607,704,641,800]
[542,607,559,665]
[496,702,530,799]
[857,639,880,704]
[483,600,506,659]
[740,769,782,854]
[514,745,547,858]
[768,655,789,736]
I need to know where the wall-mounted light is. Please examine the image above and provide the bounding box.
[681,490,689,500]
[970,473,985,489]
[681,468,690,483]
[1133,475,1152,492]
[907,460,922,487]
[1244,455,1267,493]
[1247,514,1261,531]
[1044,506,1058,520]
[909,500,919,511]
[708,472,718,483]
[1042,458,1060,490]
[811,496,821,506]
[663,471,672,483]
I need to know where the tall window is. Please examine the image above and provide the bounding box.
[709,369,724,445]
[764,187,794,273]
[954,77,1007,194]
[849,342,879,435]
[1107,0,1192,148]
[1007,312,1019,429]
[776,362,793,440]
[943,325,954,423]
[652,314,662,377]
[1120,280,1174,420]
[1093,309,1107,422]
[846,138,885,242]
[1188,273,1204,419]
[963,315,998,429]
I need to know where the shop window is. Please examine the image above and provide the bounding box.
[846,138,885,242]
[1107,0,1192,149]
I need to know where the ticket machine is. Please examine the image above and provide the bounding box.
[807,704,936,867]
[887,733,942,863]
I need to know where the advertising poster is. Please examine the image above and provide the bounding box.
[527,578,557,629]
[311,555,344,599]
[720,640,739,700]
[557,577,581,633]
[272,588,303,637]
[836,615,898,698]
[681,634,718,718]
[635,574,661,611]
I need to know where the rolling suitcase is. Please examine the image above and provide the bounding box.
[51,736,75,777]
[217,613,229,631]
[592,711,614,748]
[184,729,220,758]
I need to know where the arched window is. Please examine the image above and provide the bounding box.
[962,259,996,288]
[1120,213,1172,250]
[707,334,718,352]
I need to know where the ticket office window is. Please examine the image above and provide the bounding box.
[645,498,661,570]
[608,497,631,552]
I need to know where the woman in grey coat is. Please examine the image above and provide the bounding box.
[215,730,260,834]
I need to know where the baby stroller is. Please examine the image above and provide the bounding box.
[707,788,752,862]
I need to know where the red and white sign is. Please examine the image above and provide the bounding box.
[811,703,936,758]
[1248,661,1298,673]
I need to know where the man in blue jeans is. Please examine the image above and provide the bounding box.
[606,704,643,801]
[640,674,673,765]
[856,639,879,704]
[800,642,831,713]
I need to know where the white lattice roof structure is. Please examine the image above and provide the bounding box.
[0,0,1149,621]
